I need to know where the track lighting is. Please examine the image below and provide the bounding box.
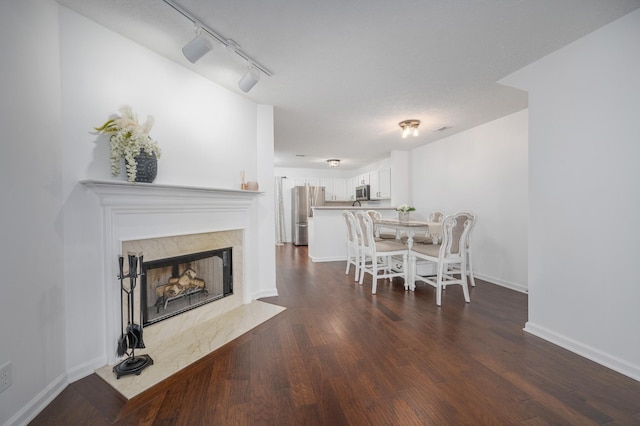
[163,0,272,90]
[238,63,261,93]
[399,119,421,138]
[182,26,213,63]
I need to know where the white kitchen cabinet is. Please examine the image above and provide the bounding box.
[333,178,348,201]
[356,173,370,186]
[320,178,331,197]
[378,167,391,199]
[320,178,349,201]
[320,178,334,200]
[347,177,357,200]
[369,172,380,199]
[369,167,391,200]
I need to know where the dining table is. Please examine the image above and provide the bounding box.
[374,219,442,291]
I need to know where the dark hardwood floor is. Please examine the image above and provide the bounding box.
[31,244,640,425]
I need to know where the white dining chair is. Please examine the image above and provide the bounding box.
[448,211,477,287]
[342,210,361,281]
[410,212,473,305]
[366,210,397,239]
[356,211,408,294]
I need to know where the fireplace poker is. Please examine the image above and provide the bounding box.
[116,255,127,357]
[128,253,145,349]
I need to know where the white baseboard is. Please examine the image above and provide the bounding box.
[524,322,640,382]
[5,372,68,426]
[252,289,279,299]
[6,354,105,426]
[474,272,527,293]
[310,256,347,263]
[67,355,106,383]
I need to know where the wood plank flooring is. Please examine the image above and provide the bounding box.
[30,244,640,425]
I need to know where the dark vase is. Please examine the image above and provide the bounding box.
[132,150,157,183]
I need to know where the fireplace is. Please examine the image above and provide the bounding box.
[142,247,233,327]
[83,180,283,397]
[81,179,273,368]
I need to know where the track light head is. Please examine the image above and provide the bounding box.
[182,28,213,63]
[238,64,261,92]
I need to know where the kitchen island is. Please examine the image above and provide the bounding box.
[308,206,397,262]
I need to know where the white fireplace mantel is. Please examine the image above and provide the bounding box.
[81,179,263,207]
[81,179,264,365]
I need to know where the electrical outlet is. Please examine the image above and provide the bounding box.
[0,361,12,393]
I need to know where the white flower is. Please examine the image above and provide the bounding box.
[396,204,416,212]
[95,105,161,182]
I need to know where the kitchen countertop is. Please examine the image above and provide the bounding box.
[308,206,398,262]
[313,206,397,210]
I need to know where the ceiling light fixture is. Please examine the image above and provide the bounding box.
[238,62,261,92]
[327,159,340,168]
[182,25,214,63]
[163,0,272,77]
[399,119,421,138]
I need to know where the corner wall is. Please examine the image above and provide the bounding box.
[502,10,640,380]
[0,1,66,425]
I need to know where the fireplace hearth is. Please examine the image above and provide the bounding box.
[141,247,233,327]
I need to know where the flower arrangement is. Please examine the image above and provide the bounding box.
[94,105,161,182]
[396,204,416,213]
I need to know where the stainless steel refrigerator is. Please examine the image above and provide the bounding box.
[291,186,325,246]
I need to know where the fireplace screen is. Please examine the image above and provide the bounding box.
[141,247,233,326]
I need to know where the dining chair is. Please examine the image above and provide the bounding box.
[448,211,477,287]
[356,211,408,294]
[366,210,397,239]
[342,210,361,281]
[410,212,473,305]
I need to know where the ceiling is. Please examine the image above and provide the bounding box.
[58,0,640,170]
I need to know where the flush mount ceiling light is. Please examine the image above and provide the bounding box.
[238,62,261,92]
[399,119,421,138]
[327,159,341,168]
[163,0,272,87]
[182,26,214,63]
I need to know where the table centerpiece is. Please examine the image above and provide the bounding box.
[396,204,416,221]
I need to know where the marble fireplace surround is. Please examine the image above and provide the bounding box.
[82,180,285,398]
[122,230,244,343]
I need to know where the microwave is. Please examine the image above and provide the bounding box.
[355,184,370,201]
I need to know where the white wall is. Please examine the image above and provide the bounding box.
[0,1,66,425]
[351,158,391,177]
[0,3,277,424]
[502,10,640,380]
[59,8,259,190]
[255,105,277,298]
[58,6,268,378]
[390,151,410,207]
[410,110,529,291]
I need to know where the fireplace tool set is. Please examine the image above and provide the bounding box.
[113,252,153,379]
